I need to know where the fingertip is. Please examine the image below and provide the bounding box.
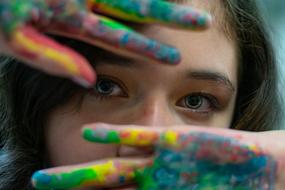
[9,26,96,87]
[70,54,97,88]
[82,127,95,142]
[72,75,95,88]
[197,12,212,29]
[82,125,121,144]
[31,171,52,188]
[155,45,181,65]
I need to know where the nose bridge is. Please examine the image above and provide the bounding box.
[133,93,176,127]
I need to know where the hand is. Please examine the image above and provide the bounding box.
[82,124,284,190]
[0,0,211,87]
[31,123,285,190]
[31,158,151,189]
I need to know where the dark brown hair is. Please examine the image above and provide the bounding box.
[223,1,281,131]
[0,0,281,189]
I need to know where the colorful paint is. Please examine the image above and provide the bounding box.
[10,25,95,87]
[32,160,145,189]
[0,0,95,86]
[138,132,277,190]
[1,0,209,84]
[83,127,277,189]
[83,127,159,146]
[82,15,181,64]
[88,0,211,29]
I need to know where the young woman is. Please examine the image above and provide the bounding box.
[0,0,284,189]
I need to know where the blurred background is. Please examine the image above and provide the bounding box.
[258,1,285,128]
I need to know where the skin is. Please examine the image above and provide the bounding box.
[40,1,240,189]
[83,127,278,190]
[34,125,285,189]
[82,125,284,190]
[46,1,237,165]
[0,0,210,87]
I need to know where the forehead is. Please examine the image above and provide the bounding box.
[92,0,237,89]
[168,0,228,33]
[133,0,237,84]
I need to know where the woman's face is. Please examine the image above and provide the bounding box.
[45,0,238,173]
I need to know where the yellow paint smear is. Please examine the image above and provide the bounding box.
[13,30,80,75]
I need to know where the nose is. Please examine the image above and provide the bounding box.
[127,94,182,127]
[117,94,184,158]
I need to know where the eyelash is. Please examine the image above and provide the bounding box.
[178,93,220,113]
[91,77,220,113]
[91,76,127,100]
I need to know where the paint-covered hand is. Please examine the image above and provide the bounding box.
[82,124,285,190]
[32,158,151,189]
[0,0,211,87]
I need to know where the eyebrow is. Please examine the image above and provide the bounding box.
[187,71,236,91]
[96,57,235,92]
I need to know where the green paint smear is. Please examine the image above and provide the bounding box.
[92,0,207,29]
[83,128,121,144]
[0,1,48,33]
[93,0,172,21]
[35,168,98,189]
[138,167,251,190]
[138,160,253,190]
[107,131,121,143]
[100,16,134,31]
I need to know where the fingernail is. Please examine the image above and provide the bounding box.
[85,17,181,64]
[71,55,96,88]
[72,76,93,88]
[83,126,159,146]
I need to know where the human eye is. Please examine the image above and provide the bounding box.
[91,76,127,100]
[176,93,219,114]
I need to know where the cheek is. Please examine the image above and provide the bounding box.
[45,105,118,166]
[77,95,136,124]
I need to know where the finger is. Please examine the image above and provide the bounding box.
[48,13,181,65]
[82,123,254,147]
[83,123,160,147]
[6,25,95,87]
[88,0,211,29]
[32,158,151,190]
[82,124,278,189]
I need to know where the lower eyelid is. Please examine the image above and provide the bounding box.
[177,94,215,108]
[95,77,128,97]
[176,107,214,122]
[97,75,129,93]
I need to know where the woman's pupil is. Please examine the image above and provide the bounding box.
[185,96,202,109]
[96,80,114,94]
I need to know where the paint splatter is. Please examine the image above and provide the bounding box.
[138,132,277,190]
[83,16,181,64]
[32,160,140,189]
[88,0,211,29]
[0,0,96,86]
[83,127,159,146]
[0,0,193,75]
